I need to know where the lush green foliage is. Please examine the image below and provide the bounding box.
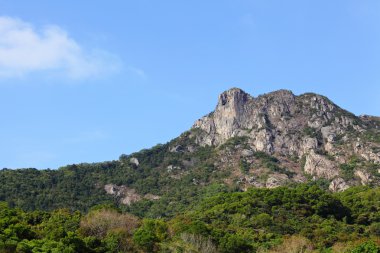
[1,184,379,252]
[0,132,231,217]
[0,184,380,252]
[133,219,167,251]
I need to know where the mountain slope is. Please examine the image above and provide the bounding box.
[1,88,379,216]
[190,88,380,190]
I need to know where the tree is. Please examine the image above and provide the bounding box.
[133,219,168,252]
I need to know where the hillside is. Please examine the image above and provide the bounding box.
[1,88,380,216]
[1,185,379,252]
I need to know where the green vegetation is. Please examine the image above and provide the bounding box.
[339,156,380,182]
[340,156,360,180]
[303,126,323,143]
[362,130,380,144]
[219,136,249,150]
[303,127,318,138]
[0,136,224,217]
[253,151,295,178]
[0,184,379,252]
[239,159,250,174]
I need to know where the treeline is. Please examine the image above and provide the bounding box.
[1,184,379,252]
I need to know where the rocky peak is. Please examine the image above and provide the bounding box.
[216,88,252,109]
[264,89,295,101]
[193,88,249,146]
[193,88,305,148]
[191,88,380,189]
[214,88,253,127]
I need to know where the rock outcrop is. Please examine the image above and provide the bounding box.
[190,88,380,191]
[104,184,160,205]
[354,170,372,185]
[193,89,333,156]
[329,178,349,192]
[303,151,339,179]
[130,157,139,166]
[266,174,289,188]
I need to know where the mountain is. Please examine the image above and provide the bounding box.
[191,88,380,191]
[1,88,380,215]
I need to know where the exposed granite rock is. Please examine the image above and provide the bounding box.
[130,157,139,166]
[266,174,289,188]
[304,151,339,179]
[192,88,338,158]
[329,178,349,192]
[167,165,181,172]
[144,193,161,201]
[302,137,318,154]
[104,184,141,205]
[187,145,196,153]
[355,170,372,185]
[321,126,336,142]
[237,176,265,189]
[241,149,254,157]
[293,174,308,183]
[190,88,380,190]
[193,88,252,146]
[104,184,160,205]
[169,145,184,153]
[247,176,265,187]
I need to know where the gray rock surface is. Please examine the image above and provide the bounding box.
[329,178,349,192]
[266,174,289,188]
[354,170,372,185]
[190,88,380,190]
[304,151,339,179]
[130,157,139,166]
[104,184,160,205]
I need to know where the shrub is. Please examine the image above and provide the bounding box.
[133,219,168,252]
[350,241,380,253]
[79,208,139,239]
[266,235,314,253]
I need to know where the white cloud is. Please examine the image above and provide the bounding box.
[0,16,121,79]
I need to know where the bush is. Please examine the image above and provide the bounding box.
[350,241,380,253]
[266,235,314,253]
[133,219,168,252]
[79,208,139,238]
[239,159,250,174]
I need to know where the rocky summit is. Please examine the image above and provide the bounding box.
[188,88,380,191]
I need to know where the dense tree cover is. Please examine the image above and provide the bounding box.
[172,184,379,252]
[0,142,245,227]
[1,184,379,252]
[0,132,230,215]
[0,165,117,211]
[0,202,142,252]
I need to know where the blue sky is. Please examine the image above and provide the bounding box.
[0,0,379,169]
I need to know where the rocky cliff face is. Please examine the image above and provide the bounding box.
[189,88,380,191]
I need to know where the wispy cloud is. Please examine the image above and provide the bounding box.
[0,16,121,80]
